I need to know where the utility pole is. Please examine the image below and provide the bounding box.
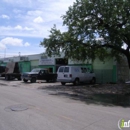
[4,48,6,59]
[19,52,21,57]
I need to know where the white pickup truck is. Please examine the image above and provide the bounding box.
[57,66,96,85]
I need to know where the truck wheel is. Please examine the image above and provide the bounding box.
[18,77,21,81]
[23,79,28,83]
[73,78,80,85]
[61,82,66,85]
[46,80,49,83]
[31,77,36,83]
[90,77,96,84]
[5,75,10,80]
[53,78,57,82]
[5,75,8,80]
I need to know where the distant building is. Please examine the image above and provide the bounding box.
[0,53,129,83]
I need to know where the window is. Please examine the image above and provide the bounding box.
[31,68,41,72]
[81,67,88,73]
[81,68,84,73]
[84,68,87,73]
[59,67,64,72]
[64,67,69,72]
[40,70,44,74]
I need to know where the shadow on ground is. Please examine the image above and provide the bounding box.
[39,83,130,107]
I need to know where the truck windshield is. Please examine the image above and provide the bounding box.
[31,69,41,72]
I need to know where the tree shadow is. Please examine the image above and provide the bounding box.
[22,80,57,84]
[39,83,130,107]
[73,93,130,107]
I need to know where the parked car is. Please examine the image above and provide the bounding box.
[21,68,57,83]
[57,66,96,85]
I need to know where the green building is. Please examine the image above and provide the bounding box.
[0,53,121,83]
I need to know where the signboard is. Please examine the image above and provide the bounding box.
[39,58,55,65]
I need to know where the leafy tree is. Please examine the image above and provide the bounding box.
[41,0,130,68]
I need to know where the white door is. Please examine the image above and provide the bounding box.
[63,66,70,79]
[80,67,86,82]
[57,66,65,80]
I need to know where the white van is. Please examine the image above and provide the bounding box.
[57,66,96,85]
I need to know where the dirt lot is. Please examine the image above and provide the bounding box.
[0,77,130,107]
[39,83,130,107]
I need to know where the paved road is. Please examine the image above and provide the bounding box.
[0,80,129,130]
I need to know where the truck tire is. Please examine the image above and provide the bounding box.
[53,78,57,82]
[61,82,66,85]
[31,77,36,83]
[53,76,57,82]
[46,80,49,82]
[90,77,96,84]
[73,78,80,85]
[5,75,10,80]
[18,77,21,81]
[23,79,28,83]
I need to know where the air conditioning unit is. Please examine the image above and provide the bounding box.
[20,57,28,61]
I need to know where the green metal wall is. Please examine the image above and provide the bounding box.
[93,58,117,83]
[113,65,117,83]
[28,56,117,83]
[18,61,31,73]
[0,62,7,67]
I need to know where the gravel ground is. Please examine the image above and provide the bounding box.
[39,83,130,107]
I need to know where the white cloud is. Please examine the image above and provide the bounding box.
[1,14,10,19]
[0,0,76,38]
[33,16,44,23]
[0,25,34,32]
[0,37,30,50]
[1,37,23,46]
[0,0,76,57]
[24,27,34,31]
[14,25,34,31]
[0,43,6,50]
[14,25,22,30]
[24,42,30,46]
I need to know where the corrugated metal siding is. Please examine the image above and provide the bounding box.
[94,69,113,83]
[18,61,31,73]
[93,58,117,83]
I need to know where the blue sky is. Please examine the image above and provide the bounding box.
[0,0,75,58]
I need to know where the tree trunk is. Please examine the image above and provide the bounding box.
[126,53,130,69]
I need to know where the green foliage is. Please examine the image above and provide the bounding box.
[40,0,130,67]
